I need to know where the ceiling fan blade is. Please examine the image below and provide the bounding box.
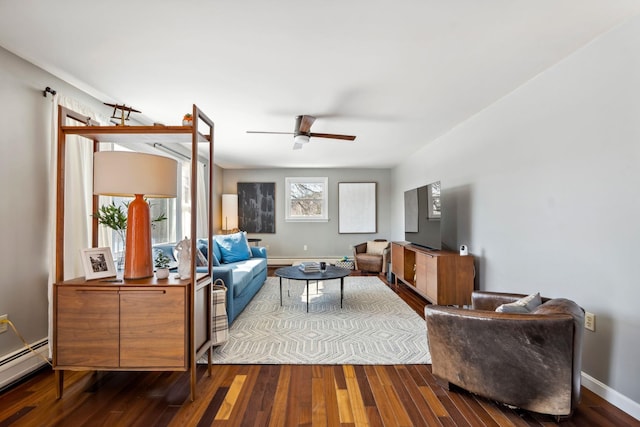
[293,142,304,150]
[247,131,294,135]
[297,115,316,133]
[309,132,356,141]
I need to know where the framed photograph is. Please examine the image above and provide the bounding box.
[338,182,377,233]
[81,247,117,280]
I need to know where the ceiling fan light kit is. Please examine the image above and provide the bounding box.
[247,114,356,150]
[294,134,310,144]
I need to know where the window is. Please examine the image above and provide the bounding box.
[285,177,329,222]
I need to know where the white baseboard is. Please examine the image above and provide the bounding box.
[0,338,49,390]
[581,372,640,421]
[267,257,344,265]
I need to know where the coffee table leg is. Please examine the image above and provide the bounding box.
[306,280,309,312]
[279,277,283,306]
[341,277,344,308]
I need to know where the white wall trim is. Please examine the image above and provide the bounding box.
[582,373,640,421]
[267,257,345,265]
[0,338,49,391]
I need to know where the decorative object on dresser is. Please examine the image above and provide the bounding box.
[93,151,177,280]
[80,247,116,280]
[175,237,192,279]
[391,242,475,306]
[154,249,171,279]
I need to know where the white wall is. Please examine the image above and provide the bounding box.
[391,16,640,408]
[0,47,116,361]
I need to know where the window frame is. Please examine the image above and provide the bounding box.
[285,177,329,222]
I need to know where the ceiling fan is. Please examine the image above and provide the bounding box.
[247,115,356,150]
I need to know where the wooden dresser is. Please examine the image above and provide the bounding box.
[391,241,475,306]
[55,276,190,370]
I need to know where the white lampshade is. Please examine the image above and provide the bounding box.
[293,134,310,145]
[93,151,178,198]
[222,194,238,231]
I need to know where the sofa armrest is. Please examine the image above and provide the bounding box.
[211,266,234,288]
[251,246,267,258]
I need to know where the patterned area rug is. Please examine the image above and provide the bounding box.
[206,276,431,364]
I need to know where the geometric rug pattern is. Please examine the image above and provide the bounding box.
[207,276,431,365]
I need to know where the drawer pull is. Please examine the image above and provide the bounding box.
[118,290,167,295]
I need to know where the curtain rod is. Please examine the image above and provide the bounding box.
[153,143,191,161]
[43,86,57,97]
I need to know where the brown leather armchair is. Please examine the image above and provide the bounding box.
[352,240,390,273]
[425,291,584,418]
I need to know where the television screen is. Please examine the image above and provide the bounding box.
[404,181,441,250]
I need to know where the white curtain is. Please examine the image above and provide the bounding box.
[47,96,106,354]
[196,162,208,239]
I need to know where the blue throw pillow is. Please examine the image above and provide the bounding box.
[197,239,220,266]
[215,232,251,263]
[211,239,222,265]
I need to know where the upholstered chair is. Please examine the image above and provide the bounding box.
[425,291,585,419]
[352,239,390,273]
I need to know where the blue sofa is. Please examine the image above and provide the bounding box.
[153,236,267,324]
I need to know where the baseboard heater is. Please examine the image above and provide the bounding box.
[0,338,49,392]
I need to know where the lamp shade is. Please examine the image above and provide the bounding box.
[222,194,238,231]
[93,151,178,280]
[93,151,178,198]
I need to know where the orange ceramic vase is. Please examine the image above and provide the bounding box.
[124,194,153,279]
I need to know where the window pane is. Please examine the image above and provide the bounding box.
[285,177,328,221]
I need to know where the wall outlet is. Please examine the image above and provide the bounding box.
[303,245,308,251]
[0,314,7,334]
[585,312,596,331]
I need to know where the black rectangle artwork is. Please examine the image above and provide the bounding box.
[238,182,276,233]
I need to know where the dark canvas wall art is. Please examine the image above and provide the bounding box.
[238,182,276,233]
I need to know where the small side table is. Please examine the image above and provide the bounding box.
[247,238,262,246]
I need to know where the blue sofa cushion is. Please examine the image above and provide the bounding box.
[215,232,251,263]
[197,239,220,266]
[230,258,268,297]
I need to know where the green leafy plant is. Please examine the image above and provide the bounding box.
[92,201,168,233]
[93,202,127,233]
[154,250,171,269]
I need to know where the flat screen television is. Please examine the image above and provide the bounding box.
[404,180,441,250]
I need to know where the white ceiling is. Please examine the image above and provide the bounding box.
[2,1,639,169]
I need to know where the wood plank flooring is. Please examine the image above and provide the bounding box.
[0,269,637,426]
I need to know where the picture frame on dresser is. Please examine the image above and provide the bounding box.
[80,247,116,280]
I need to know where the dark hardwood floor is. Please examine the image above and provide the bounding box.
[0,268,637,426]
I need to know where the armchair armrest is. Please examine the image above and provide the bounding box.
[353,242,367,256]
